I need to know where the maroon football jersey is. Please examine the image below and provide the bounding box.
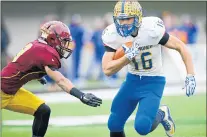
[1,40,61,94]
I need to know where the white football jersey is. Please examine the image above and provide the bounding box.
[102,16,166,76]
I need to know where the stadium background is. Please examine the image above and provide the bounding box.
[1,1,206,137]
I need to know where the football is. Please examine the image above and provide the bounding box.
[113,42,133,60]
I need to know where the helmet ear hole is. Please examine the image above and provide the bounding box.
[50,38,55,43]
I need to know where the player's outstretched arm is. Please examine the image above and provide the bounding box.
[102,51,130,76]
[164,35,195,75]
[44,66,102,107]
[164,34,196,97]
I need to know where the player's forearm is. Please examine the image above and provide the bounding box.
[56,77,74,93]
[166,35,195,75]
[56,77,85,99]
[103,56,130,76]
[175,40,195,75]
[179,48,195,75]
[45,66,75,93]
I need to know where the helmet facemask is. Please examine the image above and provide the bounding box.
[114,15,140,37]
[54,31,74,59]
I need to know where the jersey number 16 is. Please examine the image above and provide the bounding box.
[132,52,152,70]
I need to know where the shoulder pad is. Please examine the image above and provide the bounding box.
[140,17,166,45]
[35,40,61,60]
[102,24,120,50]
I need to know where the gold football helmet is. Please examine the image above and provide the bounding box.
[113,0,143,37]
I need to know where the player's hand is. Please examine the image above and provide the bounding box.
[80,93,102,107]
[38,77,47,85]
[122,42,139,61]
[183,74,196,97]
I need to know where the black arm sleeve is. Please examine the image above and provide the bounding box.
[104,46,116,52]
[159,32,170,45]
[48,66,58,71]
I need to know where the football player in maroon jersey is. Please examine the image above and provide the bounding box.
[1,21,102,137]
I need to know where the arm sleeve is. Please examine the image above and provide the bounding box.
[102,26,120,50]
[150,17,167,45]
[37,49,61,71]
[104,46,117,52]
[159,32,170,45]
[44,54,61,70]
[48,66,59,71]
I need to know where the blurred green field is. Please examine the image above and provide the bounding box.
[2,94,206,137]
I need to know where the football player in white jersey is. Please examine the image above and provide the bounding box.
[101,0,196,137]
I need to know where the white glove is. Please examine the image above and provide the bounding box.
[183,74,196,97]
[122,42,139,61]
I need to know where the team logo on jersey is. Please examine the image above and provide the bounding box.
[137,45,155,51]
[157,20,164,28]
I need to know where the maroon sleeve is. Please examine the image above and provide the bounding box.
[36,47,61,71]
